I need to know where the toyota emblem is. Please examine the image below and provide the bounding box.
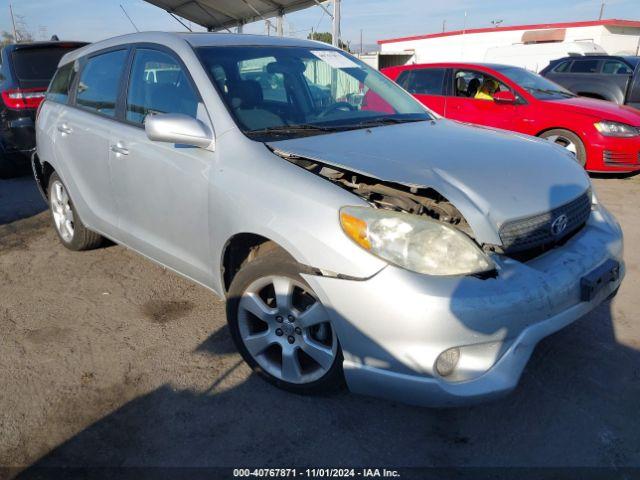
[551,214,569,236]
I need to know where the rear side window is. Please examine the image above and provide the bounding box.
[76,49,128,117]
[11,47,76,83]
[47,62,76,104]
[126,48,199,124]
[602,60,633,75]
[397,69,446,95]
[569,59,600,73]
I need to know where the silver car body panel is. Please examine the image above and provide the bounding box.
[36,32,624,406]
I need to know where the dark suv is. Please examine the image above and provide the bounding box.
[540,55,640,109]
[0,41,86,177]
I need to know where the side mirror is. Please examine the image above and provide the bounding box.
[145,113,213,149]
[493,91,517,105]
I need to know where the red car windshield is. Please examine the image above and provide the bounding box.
[493,66,576,100]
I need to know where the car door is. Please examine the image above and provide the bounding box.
[109,46,213,285]
[601,59,634,104]
[444,69,521,132]
[626,65,640,109]
[396,67,447,115]
[53,48,129,235]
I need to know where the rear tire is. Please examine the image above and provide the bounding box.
[226,244,344,394]
[48,172,103,251]
[539,129,587,168]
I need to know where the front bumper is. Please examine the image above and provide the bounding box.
[586,134,640,173]
[304,206,624,407]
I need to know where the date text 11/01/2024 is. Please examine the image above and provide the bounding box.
[233,468,401,478]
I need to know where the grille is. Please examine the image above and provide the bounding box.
[603,150,640,166]
[499,191,591,253]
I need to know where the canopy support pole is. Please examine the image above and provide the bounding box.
[332,0,341,47]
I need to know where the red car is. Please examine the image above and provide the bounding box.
[382,62,640,173]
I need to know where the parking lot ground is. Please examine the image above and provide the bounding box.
[1,174,639,473]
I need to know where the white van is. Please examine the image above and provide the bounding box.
[484,41,606,72]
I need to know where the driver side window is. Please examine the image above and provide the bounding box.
[454,70,509,101]
[126,48,199,125]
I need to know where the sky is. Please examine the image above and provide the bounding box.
[1,0,639,50]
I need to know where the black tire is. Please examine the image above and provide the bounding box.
[226,243,344,394]
[48,172,103,251]
[539,129,587,168]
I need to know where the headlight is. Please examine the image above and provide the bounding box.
[340,206,495,276]
[594,121,639,137]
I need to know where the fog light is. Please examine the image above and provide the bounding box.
[435,347,460,377]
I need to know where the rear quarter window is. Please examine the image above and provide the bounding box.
[552,61,571,73]
[47,62,76,104]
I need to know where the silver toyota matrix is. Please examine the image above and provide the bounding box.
[34,32,624,406]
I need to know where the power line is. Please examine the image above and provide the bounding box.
[120,4,140,32]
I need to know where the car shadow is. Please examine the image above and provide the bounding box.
[0,175,47,225]
[590,170,640,180]
[12,182,640,477]
[15,304,640,477]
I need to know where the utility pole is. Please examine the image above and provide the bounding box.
[442,19,446,33]
[332,0,341,47]
[360,29,363,54]
[9,3,18,42]
[276,13,284,36]
[599,1,606,20]
[461,11,468,59]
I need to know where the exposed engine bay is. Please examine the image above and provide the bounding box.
[273,149,476,240]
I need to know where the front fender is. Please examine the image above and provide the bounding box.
[207,130,387,294]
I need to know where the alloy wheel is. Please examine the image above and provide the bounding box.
[545,134,578,156]
[237,275,338,384]
[50,180,75,242]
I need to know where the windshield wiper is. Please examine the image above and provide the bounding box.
[530,88,575,98]
[246,124,346,136]
[342,117,429,129]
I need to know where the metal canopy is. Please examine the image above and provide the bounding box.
[143,0,322,32]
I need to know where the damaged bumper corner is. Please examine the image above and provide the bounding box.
[302,206,624,407]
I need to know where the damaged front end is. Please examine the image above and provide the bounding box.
[271,147,499,277]
[272,148,473,235]
[271,145,594,270]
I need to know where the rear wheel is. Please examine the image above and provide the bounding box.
[227,245,344,394]
[539,129,587,168]
[48,172,103,250]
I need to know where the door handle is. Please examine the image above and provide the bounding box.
[57,123,72,135]
[110,143,129,156]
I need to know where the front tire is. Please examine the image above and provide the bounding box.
[539,129,587,168]
[227,245,344,394]
[48,172,103,251]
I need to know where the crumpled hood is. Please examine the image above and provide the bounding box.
[268,119,591,246]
